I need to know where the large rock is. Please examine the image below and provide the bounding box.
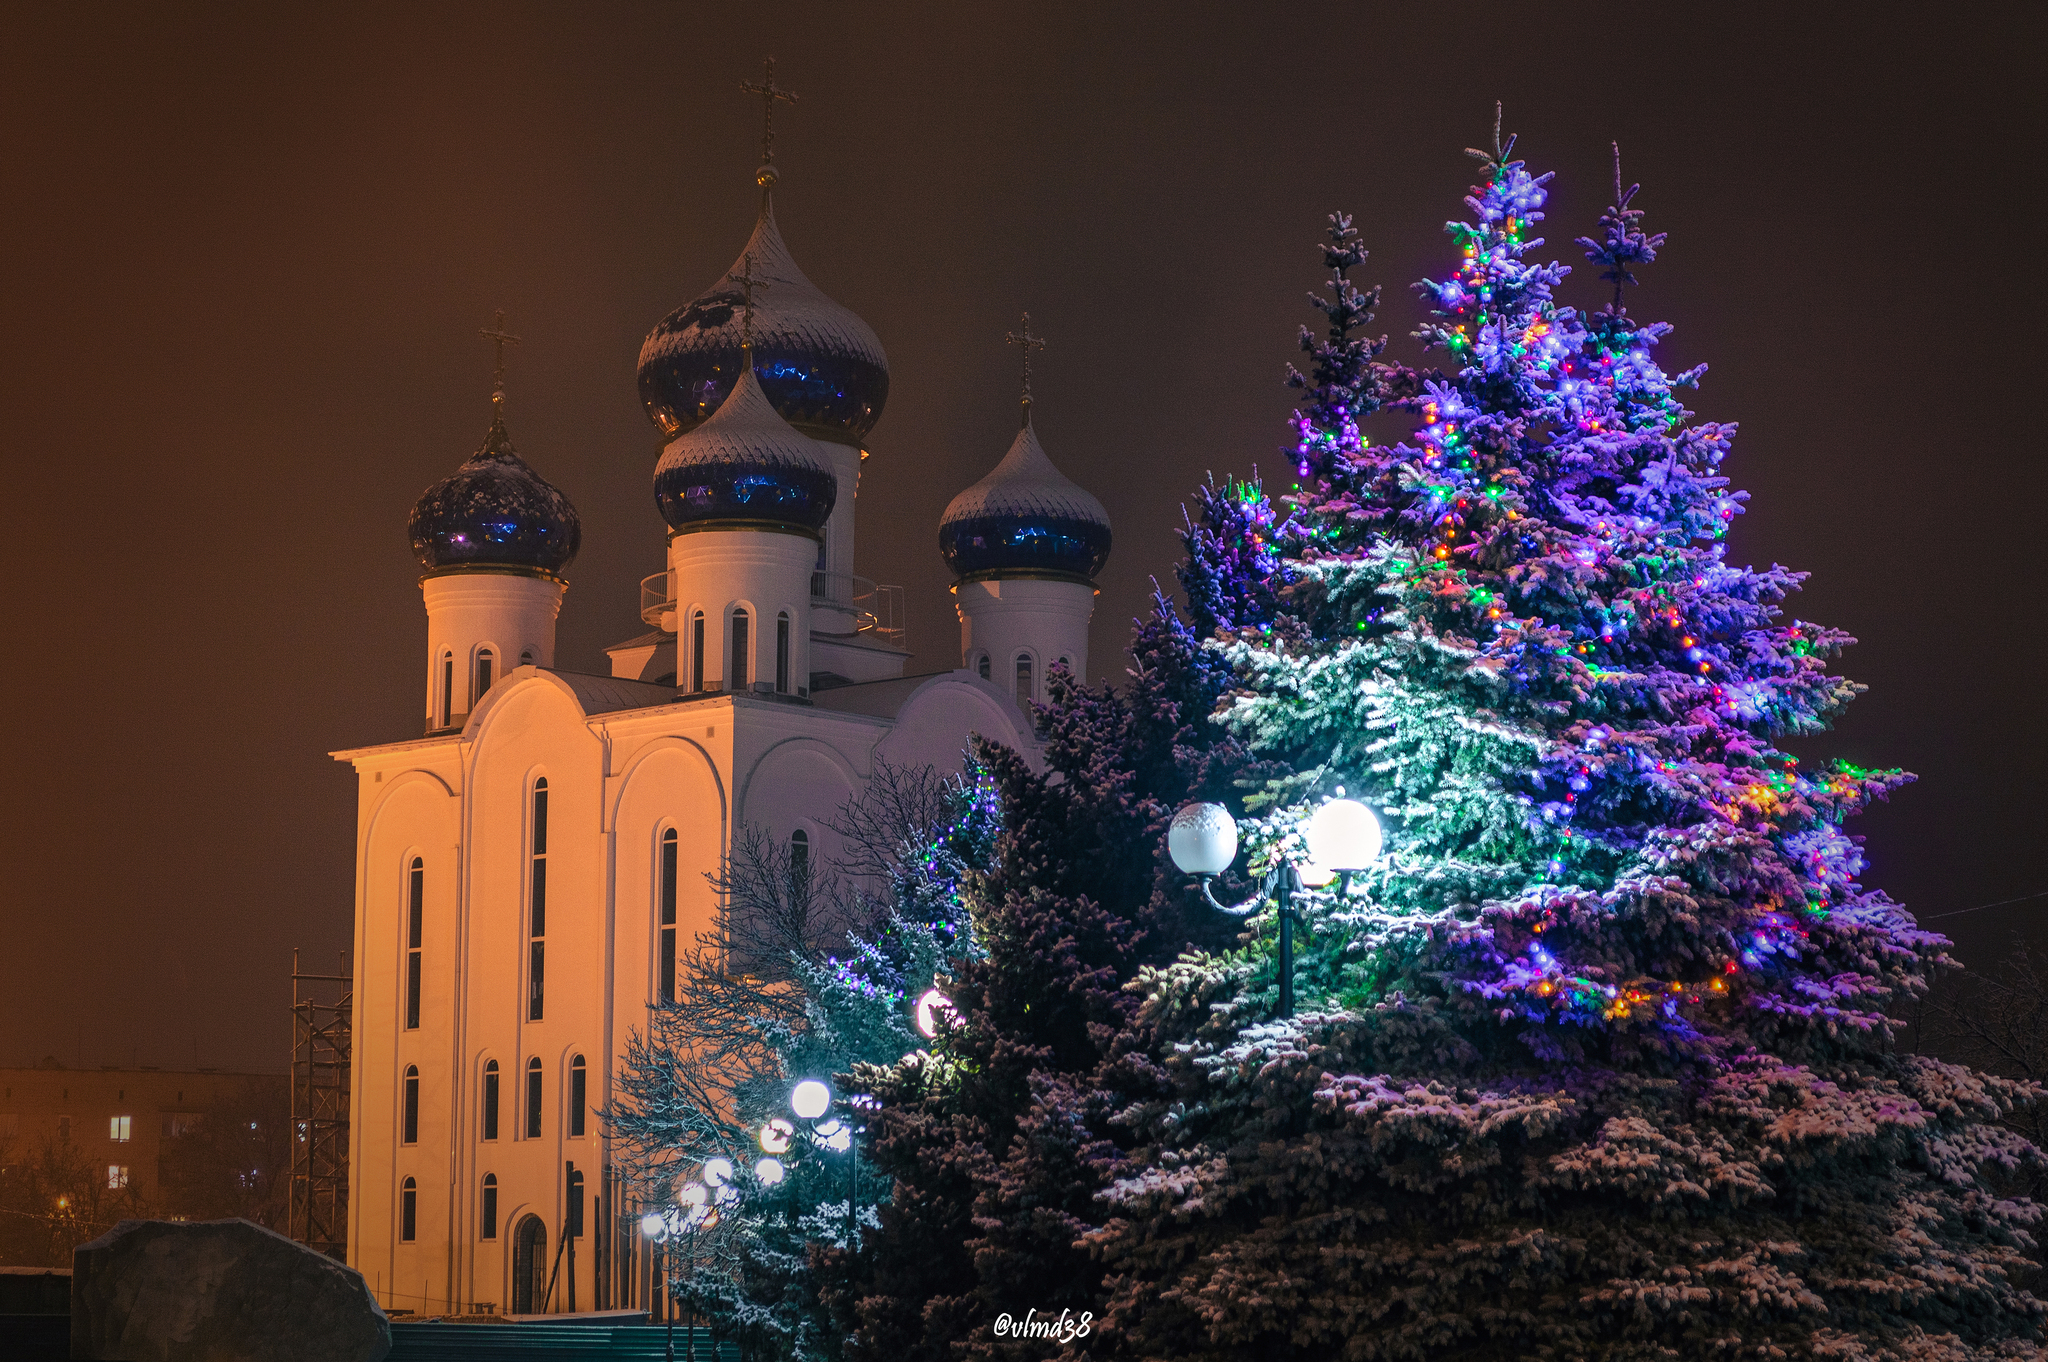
[72,1219,389,1362]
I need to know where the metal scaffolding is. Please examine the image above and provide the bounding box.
[289,948,352,1261]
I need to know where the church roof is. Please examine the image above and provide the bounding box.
[652,365,838,534]
[938,419,1111,583]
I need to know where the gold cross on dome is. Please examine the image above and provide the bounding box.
[740,58,799,166]
[1006,313,1046,425]
[729,254,773,350]
[479,310,520,405]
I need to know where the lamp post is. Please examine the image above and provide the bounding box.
[639,1180,716,1362]
[1167,795,1384,1018]
[763,1078,861,1248]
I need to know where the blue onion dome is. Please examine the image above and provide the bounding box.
[939,418,1111,583]
[654,362,837,534]
[637,169,889,448]
[410,406,581,576]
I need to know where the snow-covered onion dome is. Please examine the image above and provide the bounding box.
[637,166,889,448]
[939,418,1111,583]
[654,362,837,535]
[409,406,581,576]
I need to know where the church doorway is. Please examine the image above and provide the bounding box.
[511,1214,547,1314]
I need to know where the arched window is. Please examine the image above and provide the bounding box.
[1058,655,1071,672]
[529,778,548,1021]
[401,1065,419,1145]
[520,648,535,668]
[659,829,678,1003]
[525,1057,542,1139]
[440,651,456,727]
[977,654,991,681]
[405,858,424,1030]
[480,1173,498,1240]
[790,829,810,886]
[569,1055,587,1138]
[481,1060,500,1141]
[775,611,791,693]
[1014,653,1033,704]
[474,648,495,707]
[730,609,751,690]
[400,1176,417,1242]
[567,1166,585,1238]
[690,611,706,693]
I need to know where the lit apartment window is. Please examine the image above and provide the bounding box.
[480,1173,499,1240]
[474,648,495,706]
[775,612,791,693]
[730,610,751,690]
[400,1177,417,1242]
[402,1066,420,1145]
[109,1116,131,1142]
[529,778,548,1021]
[569,1056,587,1138]
[107,1165,128,1189]
[405,857,424,1030]
[659,829,678,1004]
[1015,653,1033,704]
[690,611,706,692]
[481,1060,500,1141]
[524,1058,543,1139]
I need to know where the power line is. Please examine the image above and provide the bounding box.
[1923,890,2048,922]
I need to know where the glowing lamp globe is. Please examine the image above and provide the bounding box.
[702,1157,734,1188]
[915,987,958,1039]
[679,1182,708,1208]
[825,1127,853,1153]
[639,1211,665,1239]
[792,1079,832,1120]
[755,1156,786,1186]
[759,1118,793,1154]
[1303,798,1383,871]
[1168,803,1239,876]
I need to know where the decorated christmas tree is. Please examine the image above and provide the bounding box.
[1078,122,2046,1358]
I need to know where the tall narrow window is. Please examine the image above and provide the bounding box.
[481,1173,498,1240]
[109,1116,131,1142]
[108,1165,128,1190]
[402,1065,419,1145]
[405,857,424,1030]
[474,648,495,706]
[481,1060,500,1141]
[529,779,548,1021]
[568,1167,585,1237]
[690,612,705,693]
[1015,653,1033,704]
[977,654,991,681]
[569,1056,587,1138]
[730,611,750,690]
[440,652,455,726]
[790,829,810,886]
[775,612,791,693]
[525,1057,542,1139]
[400,1177,417,1242]
[659,830,678,1004]
[520,648,535,668]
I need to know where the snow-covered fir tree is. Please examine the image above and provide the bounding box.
[1080,123,2046,1359]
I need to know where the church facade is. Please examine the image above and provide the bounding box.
[329,148,1111,1315]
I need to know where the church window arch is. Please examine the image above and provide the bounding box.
[404,857,424,1030]
[473,647,495,708]
[400,1177,417,1242]
[401,1065,419,1145]
[789,829,810,886]
[729,607,752,690]
[481,1060,500,1141]
[528,778,548,1021]
[520,648,535,669]
[568,1167,585,1237]
[658,828,678,1003]
[439,651,456,727]
[524,1057,543,1139]
[690,611,706,693]
[1014,652,1035,704]
[976,652,991,680]
[480,1173,498,1240]
[569,1055,587,1138]
[775,611,791,693]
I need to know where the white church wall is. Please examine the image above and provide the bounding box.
[875,673,1040,776]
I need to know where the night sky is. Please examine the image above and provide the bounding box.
[4,4,2041,1075]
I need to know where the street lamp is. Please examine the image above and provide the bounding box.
[639,1178,716,1362]
[762,1078,863,1248]
[1167,794,1384,1018]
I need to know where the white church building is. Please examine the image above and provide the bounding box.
[329,143,1112,1315]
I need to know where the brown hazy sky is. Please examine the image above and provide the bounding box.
[3,3,2041,1074]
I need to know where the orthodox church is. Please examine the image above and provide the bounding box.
[328,122,1111,1315]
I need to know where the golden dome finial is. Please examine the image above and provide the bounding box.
[1005,313,1046,429]
[729,253,772,353]
[479,309,521,415]
[741,57,799,171]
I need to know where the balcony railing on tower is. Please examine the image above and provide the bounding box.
[638,570,906,651]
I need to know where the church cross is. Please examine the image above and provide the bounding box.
[1006,314,1046,426]
[479,310,521,406]
[740,58,799,166]
[729,254,773,350]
